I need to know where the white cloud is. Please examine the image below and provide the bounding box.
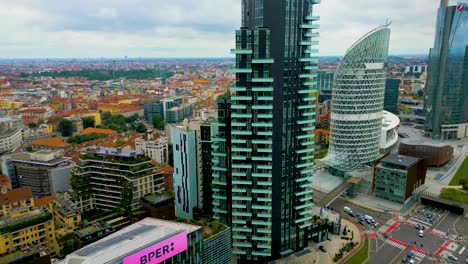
[0,0,459,58]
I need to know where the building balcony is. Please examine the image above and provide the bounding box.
[302,97,317,101]
[296,147,315,154]
[252,58,274,64]
[299,73,318,78]
[304,32,320,38]
[252,105,273,110]
[230,49,253,54]
[231,86,247,91]
[305,15,320,21]
[304,65,319,70]
[298,57,319,63]
[231,96,252,100]
[302,81,318,86]
[299,24,320,29]
[231,68,253,74]
[299,41,320,46]
[232,113,251,118]
[311,0,321,4]
[252,78,274,83]
[232,130,252,135]
[298,89,318,95]
[252,87,273,92]
[304,49,319,54]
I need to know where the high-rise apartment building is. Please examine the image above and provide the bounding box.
[212,0,319,261]
[425,1,468,139]
[324,26,390,174]
[384,78,400,115]
[172,126,199,219]
[172,119,215,220]
[75,147,164,211]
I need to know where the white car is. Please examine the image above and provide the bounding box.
[448,254,458,261]
[419,230,424,237]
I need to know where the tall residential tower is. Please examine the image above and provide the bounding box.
[212,0,319,261]
[324,26,391,174]
[425,1,468,139]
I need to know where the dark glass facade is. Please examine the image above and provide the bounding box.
[425,2,468,139]
[212,0,319,262]
[317,70,334,103]
[384,78,400,114]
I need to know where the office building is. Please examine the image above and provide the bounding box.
[374,154,427,203]
[404,65,427,74]
[212,0,319,261]
[144,97,194,124]
[324,26,390,174]
[425,1,468,139]
[135,133,170,165]
[75,146,164,211]
[384,78,400,114]
[380,111,400,153]
[10,151,74,197]
[0,128,22,155]
[61,217,231,264]
[317,70,334,103]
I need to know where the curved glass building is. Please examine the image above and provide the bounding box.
[324,26,390,173]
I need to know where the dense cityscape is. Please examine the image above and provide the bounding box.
[0,0,467,264]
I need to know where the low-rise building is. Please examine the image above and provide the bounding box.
[0,186,34,217]
[0,206,59,262]
[81,127,117,136]
[0,128,22,155]
[0,175,11,194]
[398,139,454,167]
[32,137,73,152]
[135,133,169,165]
[374,154,427,203]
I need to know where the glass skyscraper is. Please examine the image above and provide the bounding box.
[425,1,468,139]
[211,0,319,261]
[324,26,390,174]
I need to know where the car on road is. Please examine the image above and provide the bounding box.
[359,220,364,226]
[349,212,355,217]
[447,254,458,261]
[366,219,373,224]
[357,213,362,219]
[407,252,414,258]
[409,260,415,264]
[418,230,424,237]
[402,258,407,263]
[415,224,421,229]
[344,206,352,214]
[319,245,327,252]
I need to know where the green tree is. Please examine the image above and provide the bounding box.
[125,113,139,123]
[82,116,95,129]
[168,143,174,166]
[28,123,38,129]
[152,114,165,130]
[117,177,133,218]
[69,168,92,198]
[417,89,424,98]
[59,119,74,137]
[135,122,147,133]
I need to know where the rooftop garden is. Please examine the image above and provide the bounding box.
[174,218,227,239]
[0,213,52,234]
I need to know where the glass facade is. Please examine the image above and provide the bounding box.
[425,2,468,139]
[212,0,319,262]
[374,167,407,203]
[317,70,334,103]
[384,78,400,115]
[325,27,390,173]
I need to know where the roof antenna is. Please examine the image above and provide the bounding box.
[385,18,392,27]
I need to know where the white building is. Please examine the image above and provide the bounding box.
[0,128,22,155]
[135,133,169,165]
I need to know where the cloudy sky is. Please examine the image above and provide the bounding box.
[0,0,460,58]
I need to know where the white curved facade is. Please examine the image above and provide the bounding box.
[380,110,400,151]
[324,26,391,172]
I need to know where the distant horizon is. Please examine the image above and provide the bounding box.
[0,54,429,61]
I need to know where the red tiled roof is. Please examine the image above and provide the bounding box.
[32,137,71,148]
[81,127,117,135]
[0,186,32,205]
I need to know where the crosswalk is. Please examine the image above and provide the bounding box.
[410,250,426,259]
[429,229,447,237]
[386,239,406,249]
[406,219,430,230]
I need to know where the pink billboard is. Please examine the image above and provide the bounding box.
[123,231,188,264]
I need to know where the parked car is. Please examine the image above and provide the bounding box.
[402,258,407,263]
[359,220,364,226]
[448,254,458,261]
[409,260,415,264]
[319,245,327,252]
[415,224,421,229]
[349,212,355,217]
[357,213,362,218]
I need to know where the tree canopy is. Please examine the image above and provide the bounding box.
[82,116,95,129]
[152,114,165,130]
[59,119,74,137]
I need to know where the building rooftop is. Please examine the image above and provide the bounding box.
[11,151,71,166]
[64,218,200,264]
[81,146,144,158]
[0,175,11,187]
[34,195,56,207]
[381,154,420,169]
[381,110,400,130]
[81,127,117,135]
[0,187,32,206]
[32,137,71,148]
[0,128,20,138]
[0,206,51,229]
[400,138,450,148]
